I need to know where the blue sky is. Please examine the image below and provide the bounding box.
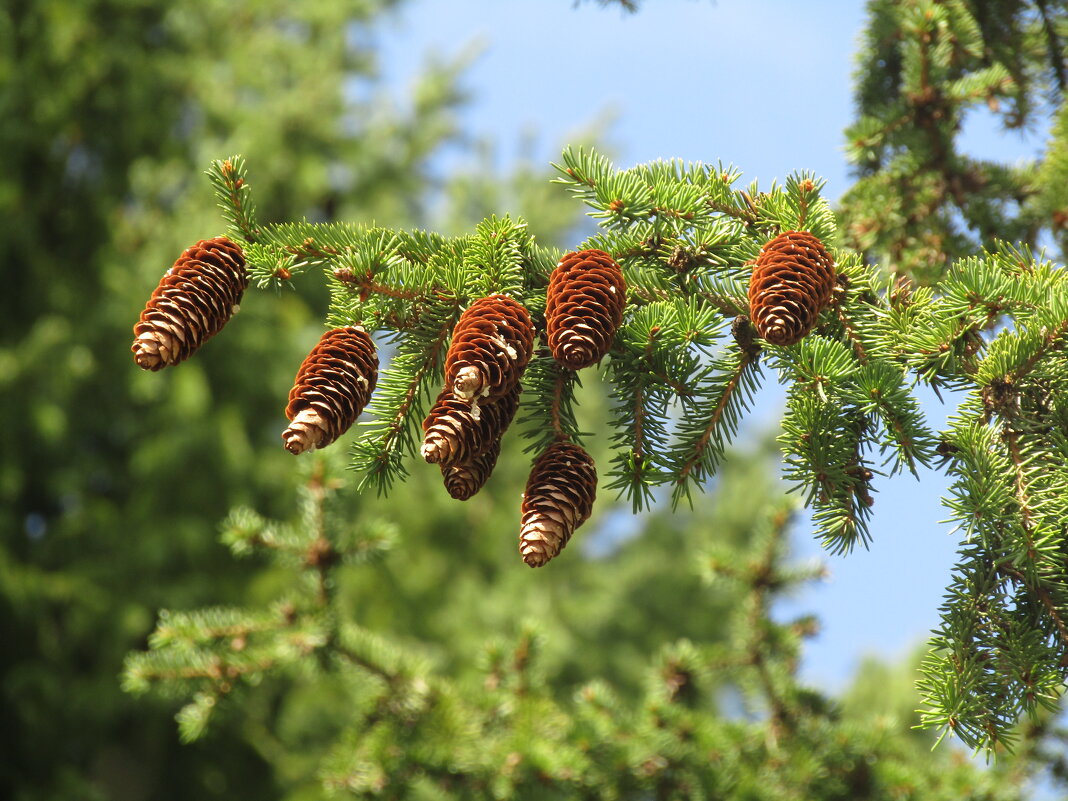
[374,0,1049,691]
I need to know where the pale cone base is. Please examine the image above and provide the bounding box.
[132,329,179,370]
[282,408,328,455]
[558,342,596,370]
[760,319,792,346]
[421,435,449,464]
[453,366,486,400]
[519,522,564,568]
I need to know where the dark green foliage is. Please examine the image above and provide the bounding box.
[189,103,1068,749]
[11,1,1068,798]
[127,450,1039,799]
[841,0,1066,282]
[0,1,488,798]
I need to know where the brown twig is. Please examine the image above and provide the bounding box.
[550,367,569,440]
[745,509,798,736]
[285,237,343,260]
[1008,318,1068,383]
[707,199,758,227]
[378,321,455,458]
[1003,427,1037,544]
[611,339,693,397]
[834,295,870,365]
[334,268,427,301]
[998,561,1068,653]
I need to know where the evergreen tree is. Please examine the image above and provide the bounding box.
[9,0,1068,798]
[127,446,1047,799]
[122,0,1068,784]
[0,1,503,798]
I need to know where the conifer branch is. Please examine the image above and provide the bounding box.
[632,363,647,471]
[550,368,569,440]
[1037,0,1068,92]
[287,237,344,259]
[1007,318,1068,383]
[1003,427,1037,541]
[997,561,1068,654]
[304,463,336,607]
[355,315,456,493]
[834,295,870,365]
[670,346,760,507]
[745,523,799,736]
[334,267,427,301]
[208,156,260,243]
[694,288,748,318]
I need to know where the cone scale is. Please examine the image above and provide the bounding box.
[442,442,502,501]
[131,236,248,370]
[422,383,521,467]
[747,230,836,346]
[519,441,597,567]
[444,294,534,402]
[545,249,626,370]
[283,327,378,454]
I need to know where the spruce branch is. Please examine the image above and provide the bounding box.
[517,351,582,455]
[833,287,871,365]
[207,156,260,244]
[353,310,457,494]
[124,459,400,741]
[147,136,1068,755]
[605,310,688,510]
[702,500,824,738]
[669,341,762,509]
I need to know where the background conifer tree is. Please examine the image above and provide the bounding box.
[7,1,1068,799]
[0,1,550,797]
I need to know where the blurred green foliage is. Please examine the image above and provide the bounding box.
[4,0,1068,799]
[0,1,490,797]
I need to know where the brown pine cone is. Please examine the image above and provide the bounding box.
[282,327,378,454]
[441,440,501,501]
[545,249,626,370]
[445,294,534,402]
[519,441,597,568]
[747,230,836,346]
[131,236,248,370]
[421,382,521,467]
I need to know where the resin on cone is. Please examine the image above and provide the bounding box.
[441,441,501,501]
[283,327,378,454]
[747,230,835,346]
[131,236,248,370]
[545,249,626,369]
[519,441,597,567]
[444,294,534,401]
[421,383,521,467]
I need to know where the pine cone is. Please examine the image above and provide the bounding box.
[545,249,626,369]
[519,441,597,568]
[445,294,534,401]
[131,236,248,370]
[421,382,521,467]
[747,230,835,346]
[283,327,378,454]
[441,441,501,501]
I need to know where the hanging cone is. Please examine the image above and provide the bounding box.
[131,236,248,370]
[421,382,521,467]
[444,294,534,402]
[747,230,835,346]
[545,249,626,369]
[518,441,597,567]
[441,440,501,501]
[283,326,378,454]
